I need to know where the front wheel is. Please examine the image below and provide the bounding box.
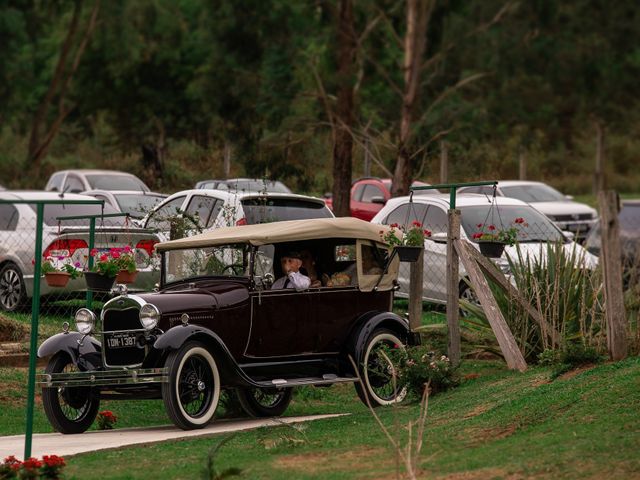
[236,387,293,417]
[42,352,100,434]
[355,329,407,407]
[162,341,220,430]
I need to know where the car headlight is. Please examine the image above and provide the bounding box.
[140,303,160,331]
[74,308,96,335]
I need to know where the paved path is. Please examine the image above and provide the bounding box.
[0,414,347,459]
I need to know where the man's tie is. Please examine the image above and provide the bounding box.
[283,277,290,288]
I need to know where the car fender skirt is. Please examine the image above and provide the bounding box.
[153,325,255,387]
[352,312,412,365]
[37,332,102,370]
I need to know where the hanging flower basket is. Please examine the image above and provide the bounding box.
[393,245,423,262]
[477,241,506,258]
[115,269,138,284]
[44,272,71,288]
[84,271,116,292]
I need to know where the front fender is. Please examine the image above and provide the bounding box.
[153,325,255,387]
[351,311,411,365]
[37,332,102,370]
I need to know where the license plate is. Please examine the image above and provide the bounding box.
[105,332,138,349]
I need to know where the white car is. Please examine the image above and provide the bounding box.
[457,181,597,241]
[0,191,161,311]
[81,190,168,220]
[371,194,598,303]
[142,189,334,241]
[45,169,150,193]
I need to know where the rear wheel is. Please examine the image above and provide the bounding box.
[236,387,293,417]
[355,329,407,407]
[0,263,26,312]
[42,353,100,434]
[162,342,220,430]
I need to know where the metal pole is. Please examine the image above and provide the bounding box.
[24,203,44,459]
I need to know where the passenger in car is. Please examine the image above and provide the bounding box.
[271,251,311,291]
[300,249,325,288]
[326,246,384,287]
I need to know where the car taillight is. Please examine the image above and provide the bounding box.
[43,239,88,259]
[136,239,158,257]
[236,217,248,226]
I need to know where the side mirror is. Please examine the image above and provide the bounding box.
[431,232,448,243]
[562,231,576,242]
[371,196,386,205]
[565,195,574,201]
[263,272,274,288]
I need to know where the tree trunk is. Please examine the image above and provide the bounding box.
[331,0,356,217]
[392,0,432,197]
[26,0,100,172]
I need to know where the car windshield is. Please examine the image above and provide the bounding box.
[86,174,148,191]
[619,204,640,233]
[500,184,566,202]
[218,180,291,193]
[163,244,249,283]
[31,203,123,226]
[241,198,332,223]
[461,204,564,243]
[115,194,166,219]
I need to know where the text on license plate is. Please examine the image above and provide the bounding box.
[106,332,138,349]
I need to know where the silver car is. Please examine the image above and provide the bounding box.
[0,191,161,311]
[81,190,168,220]
[45,169,150,193]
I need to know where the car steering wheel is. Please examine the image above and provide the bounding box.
[221,264,244,276]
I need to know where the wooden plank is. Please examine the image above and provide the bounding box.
[447,210,461,366]
[598,190,628,360]
[408,249,424,332]
[461,240,559,347]
[454,239,528,371]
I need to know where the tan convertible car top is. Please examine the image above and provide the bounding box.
[155,217,394,251]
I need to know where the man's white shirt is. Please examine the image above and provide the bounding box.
[271,271,311,291]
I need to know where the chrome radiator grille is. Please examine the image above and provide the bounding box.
[102,307,145,367]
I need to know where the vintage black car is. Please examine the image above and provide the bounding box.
[37,217,417,433]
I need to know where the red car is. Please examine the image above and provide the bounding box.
[326,177,439,221]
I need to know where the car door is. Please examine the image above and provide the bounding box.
[245,245,315,357]
[352,183,386,221]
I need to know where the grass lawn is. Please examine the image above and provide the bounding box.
[1,357,639,479]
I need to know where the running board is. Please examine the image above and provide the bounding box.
[255,374,357,388]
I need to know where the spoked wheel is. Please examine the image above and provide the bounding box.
[42,352,100,434]
[236,387,293,417]
[162,341,220,430]
[355,329,407,407]
[0,263,26,312]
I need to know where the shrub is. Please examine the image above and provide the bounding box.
[394,346,460,399]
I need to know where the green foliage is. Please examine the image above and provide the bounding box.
[539,343,604,380]
[395,346,460,399]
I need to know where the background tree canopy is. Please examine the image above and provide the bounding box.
[0,0,638,195]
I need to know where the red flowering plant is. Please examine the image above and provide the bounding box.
[0,454,67,480]
[41,256,83,279]
[40,455,66,480]
[380,221,432,247]
[89,246,137,278]
[472,217,528,246]
[97,410,117,430]
[19,457,42,480]
[0,455,22,478]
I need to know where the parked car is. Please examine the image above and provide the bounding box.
[36,217,416,433]
[194,178,292,194]
[325,177,440,221]
[45,169,150,193]
[371,193,598,303]
[0,191,161,311]
[142,189,333,242]
[81,190,168,220]
[585,199,640,277]
[457,181,597,241]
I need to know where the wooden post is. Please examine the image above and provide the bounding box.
[598,190,627,360]
[439,140,448,184]
[518,148,526,180]
[455,240,528,371]
[408,249,424,332]
[446,209,461,366]
[593,121,604,195]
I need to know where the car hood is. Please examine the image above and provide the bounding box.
[501,241,599,270]
[136,280,249,314]
[528,201,597,217]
